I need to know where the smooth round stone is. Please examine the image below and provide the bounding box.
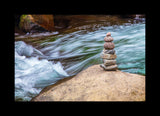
[103,59,116,66]
[106,32,111,36]
[104,36,113,42]
[100,53,117,59]
[100,64,118,71]
[104,42,115,49]
[103,49,115,54]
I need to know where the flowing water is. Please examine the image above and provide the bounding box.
[15,19,145,101]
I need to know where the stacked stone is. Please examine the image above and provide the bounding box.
[100,32,118,71]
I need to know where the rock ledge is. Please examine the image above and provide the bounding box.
[31,65,145,101]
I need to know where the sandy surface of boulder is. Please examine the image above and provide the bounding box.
[32,65,145,101]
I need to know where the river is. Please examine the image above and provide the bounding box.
[15,18,145,101]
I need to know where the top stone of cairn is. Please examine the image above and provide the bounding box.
[104,32,113,42]
[106,32,111,36]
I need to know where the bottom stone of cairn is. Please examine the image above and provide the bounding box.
[100,64,118,71]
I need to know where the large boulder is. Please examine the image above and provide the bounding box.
[31,65,145,101]
[19,14,54,33]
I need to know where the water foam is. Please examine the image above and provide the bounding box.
[15,41,68,101]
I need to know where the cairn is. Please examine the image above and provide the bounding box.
[100,32,118,71]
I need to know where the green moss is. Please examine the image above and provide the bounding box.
[21,14,27,19]
[46,36,58,42]
[19,14,32,30]
[19,15,26,28]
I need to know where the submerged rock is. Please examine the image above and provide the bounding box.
[31,65,145,101]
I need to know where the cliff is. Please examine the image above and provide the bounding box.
[15,15,141,35]
[18,14,54,33]
[31,65,145,101]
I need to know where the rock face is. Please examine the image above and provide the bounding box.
[31,65,145,101]
[19,14,54,33]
